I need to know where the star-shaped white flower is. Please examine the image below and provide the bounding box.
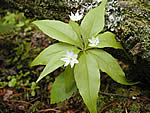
[60,50,79,68]
[88,36,99,47]
[69,10,83,21]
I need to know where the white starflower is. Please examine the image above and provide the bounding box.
[60,50,79,68]
[88,36,99,47]
[69,10,83,21]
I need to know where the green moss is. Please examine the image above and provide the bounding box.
[116,0,150,62]
[2,0,70,21]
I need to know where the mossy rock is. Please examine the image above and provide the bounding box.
[117,0,150,62]
[115,0,150,86]
[1,0,71,21]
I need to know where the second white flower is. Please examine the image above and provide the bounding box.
[88,36,99,47]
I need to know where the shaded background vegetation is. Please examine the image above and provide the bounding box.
[0,0,150,112]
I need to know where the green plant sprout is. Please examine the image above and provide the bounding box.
[31,0,138,112]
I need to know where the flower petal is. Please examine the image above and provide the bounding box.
[64,60,70,67]
[73,59,79,64]
[70,61,75,68]
[60,57,68,62]
[88,39,93,43]
[73,54,78,59]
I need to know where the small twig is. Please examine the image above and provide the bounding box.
[29,96,40,103]
[21,86,32,91]
[136,96,150,101]
[99,101,119,113]
[10,93,23,98]
[37,108,61,113]
[6,100,33,105]
[99,91,130,98]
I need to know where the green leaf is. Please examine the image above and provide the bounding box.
[8,78,16,87]
[89,49,138,85]
[51,73,77,104]
[31,91,36,96]
[31,43,80,66]
[80,0,107,46]
[74,53,100,113]
[36,56,64,83]
[0,22,15,34]
[64,66,75,92]
[96,32,123,49]
[34,43,80,83]
[69,20,83,48]
[31,82,36,90]
[33,20,81,48]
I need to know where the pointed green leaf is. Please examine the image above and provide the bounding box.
[33,20,81,48]
[89,49,138,85]
[96,32,123,49]
[31,43,80,66]
[51,73,77,104]
[36,49,80,82]
[74,53,100,113]
[80,0,107,46]
[69,20,83,48]
[32,43,80,83]
[64,66,76,92]
[36,55,64,83]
